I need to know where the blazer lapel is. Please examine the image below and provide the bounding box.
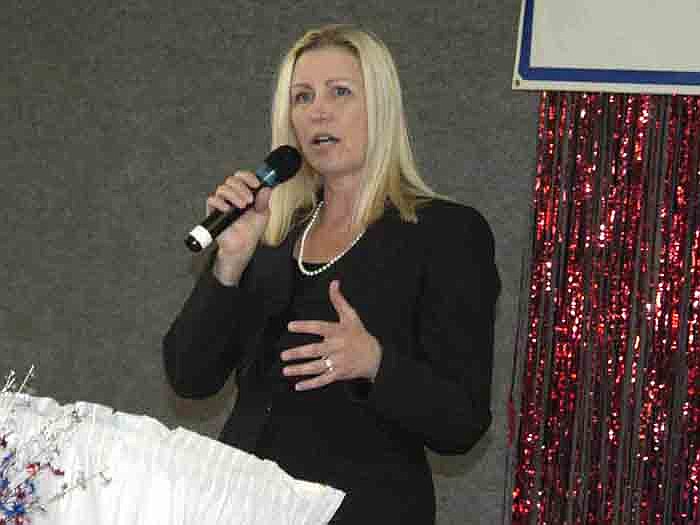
[249,227,300,317]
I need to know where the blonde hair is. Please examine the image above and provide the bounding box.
[264,24,439,246]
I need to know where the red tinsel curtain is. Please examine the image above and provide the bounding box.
[506,93,700,524]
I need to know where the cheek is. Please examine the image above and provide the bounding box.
[290,114,301,138]
[352,122,369,156]
[354,109,369,143]
[347,110,368,143]
[291,110,309,137]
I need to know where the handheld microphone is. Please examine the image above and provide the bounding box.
[184,145,302,253]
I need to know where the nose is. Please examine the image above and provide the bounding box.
[310,93,332,122]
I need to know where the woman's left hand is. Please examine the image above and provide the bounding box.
[281,280,382,391]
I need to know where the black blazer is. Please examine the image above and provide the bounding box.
[163,199,500,522]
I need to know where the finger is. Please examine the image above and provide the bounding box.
[206,194,234,214]
[294,370,336,391]
[328,280,357,321]
[287,320,334,337]
[223,171,258,191]
[231,170,262,190]
[280,342,326,362]
[282,357,329,378]
[219,179,255,209]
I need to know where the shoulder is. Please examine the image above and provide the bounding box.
[415,198,488,223]
[412,198,495,249]
[411,199,501,303]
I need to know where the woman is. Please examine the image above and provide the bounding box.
[163,24,500,524]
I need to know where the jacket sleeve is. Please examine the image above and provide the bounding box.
[357,204,501,454]
[162,260,264,399]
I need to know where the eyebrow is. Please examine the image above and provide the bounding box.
[290,78,356,89]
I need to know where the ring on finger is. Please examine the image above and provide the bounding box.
[323,356,334,373]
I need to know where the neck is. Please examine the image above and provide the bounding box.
[319,178,363,232]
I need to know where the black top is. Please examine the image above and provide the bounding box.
[163,200,501,524]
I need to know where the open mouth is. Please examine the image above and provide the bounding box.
[312,134,340,146]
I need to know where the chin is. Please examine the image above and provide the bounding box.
[305,152,364,180]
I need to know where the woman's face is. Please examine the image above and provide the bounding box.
[290,46,368,183]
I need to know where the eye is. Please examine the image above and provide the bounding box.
[292,91,313,105]
[334,86,352,97]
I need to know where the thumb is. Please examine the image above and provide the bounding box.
[329,280,356,321]
[254,187,272,214]
[237,187,271,238]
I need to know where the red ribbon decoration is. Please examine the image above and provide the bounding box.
[507,93,700,524]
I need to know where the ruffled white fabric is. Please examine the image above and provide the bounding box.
[1,394,344,525]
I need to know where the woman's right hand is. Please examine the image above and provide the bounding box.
[207,170,272,285]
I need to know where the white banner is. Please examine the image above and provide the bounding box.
[513,0,700,94]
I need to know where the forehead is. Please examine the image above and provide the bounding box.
[291,46,363,85]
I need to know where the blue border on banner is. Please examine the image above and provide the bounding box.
[518,0,700,86]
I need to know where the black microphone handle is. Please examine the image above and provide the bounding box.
[184,145,302,253]
[184,203,250,253]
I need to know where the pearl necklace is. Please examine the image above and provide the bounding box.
[297,201,365,276]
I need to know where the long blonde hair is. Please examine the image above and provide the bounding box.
[264,24,439,246]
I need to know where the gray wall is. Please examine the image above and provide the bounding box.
[1,2,536,523]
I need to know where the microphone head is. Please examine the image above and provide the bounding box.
[260,145,302,187]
